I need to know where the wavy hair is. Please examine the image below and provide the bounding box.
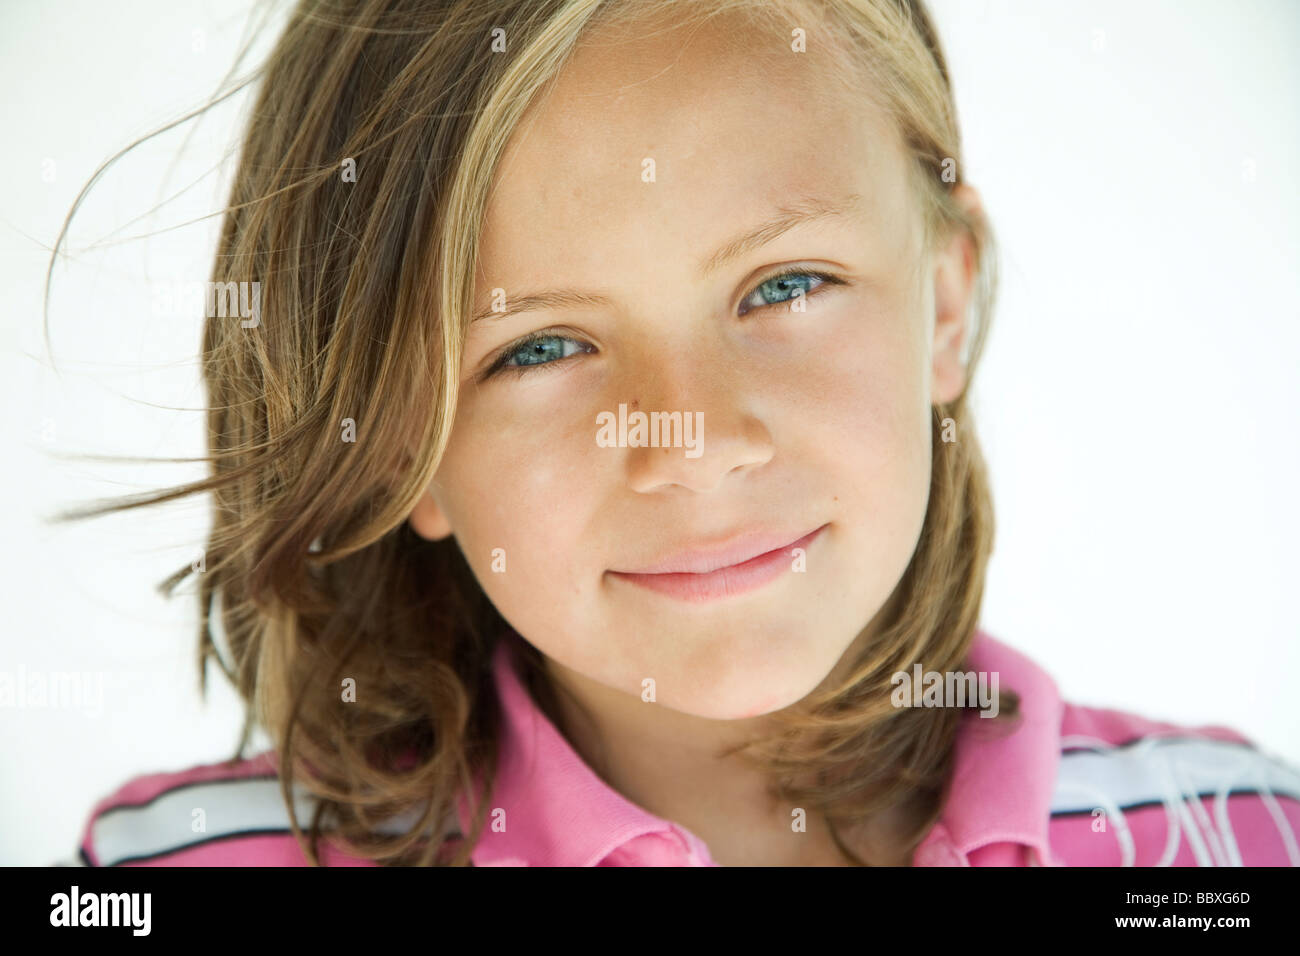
[50,0,1016,866]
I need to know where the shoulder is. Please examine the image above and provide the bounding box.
[1047,702,1300,866]
[73,751,378,867]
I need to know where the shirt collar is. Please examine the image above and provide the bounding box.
[460,627,1062,866]
[459,629,709,866]
[913,632,1064,865]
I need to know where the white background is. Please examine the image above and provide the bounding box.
[1,0,1296,866]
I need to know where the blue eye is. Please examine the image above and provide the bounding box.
[483,268,843,379]
[738,268,840,316]
[488,333,592,378]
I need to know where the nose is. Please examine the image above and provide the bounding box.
[619,352,775,494]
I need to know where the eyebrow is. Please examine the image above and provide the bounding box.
[468,192,864,326]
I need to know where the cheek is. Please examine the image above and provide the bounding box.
[434,400,596,620]
[804,302,933,555]
[809,294,931,447]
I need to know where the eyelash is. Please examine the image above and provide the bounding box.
[482,267,845,380]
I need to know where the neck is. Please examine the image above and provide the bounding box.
[521,608,926,866]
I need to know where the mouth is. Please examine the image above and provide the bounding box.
[606,523,827,603]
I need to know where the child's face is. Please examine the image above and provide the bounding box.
[410,15,976,721]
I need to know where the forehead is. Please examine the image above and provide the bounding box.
[476,10,915,292]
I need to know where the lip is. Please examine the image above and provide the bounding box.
[607,523,827,603]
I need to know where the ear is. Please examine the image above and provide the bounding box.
[930,184,983,406]
[408,485,454,541]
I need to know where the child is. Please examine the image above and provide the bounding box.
[64,0,1300,866]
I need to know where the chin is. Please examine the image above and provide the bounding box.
[670,658,827,721]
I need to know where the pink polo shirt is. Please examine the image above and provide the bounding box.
[462,627,1062,866]
[72,628,1300,866]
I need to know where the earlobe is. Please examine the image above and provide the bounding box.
[408,487,454,541]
